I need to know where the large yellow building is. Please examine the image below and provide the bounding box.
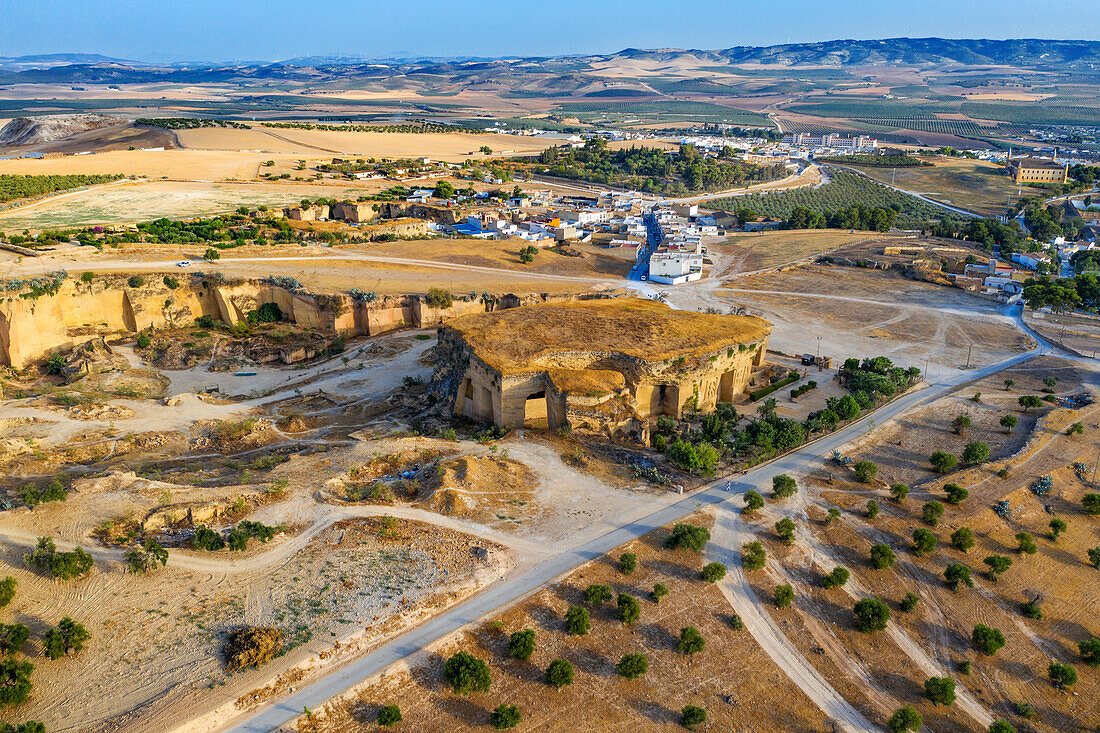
[1008,157,1068,185]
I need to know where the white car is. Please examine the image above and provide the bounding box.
[176,260,192,267]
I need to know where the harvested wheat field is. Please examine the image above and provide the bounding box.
[302,515,830,733]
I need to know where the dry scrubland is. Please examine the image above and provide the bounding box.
[306,515,829,733]
[714,229,877,274]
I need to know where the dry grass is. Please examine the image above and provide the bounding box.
[716,230,875,273]
[548,368,626,396]
[445,298,771,374]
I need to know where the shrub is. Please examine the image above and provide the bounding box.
[619,552,637,575]
[772,474,797,499]
[0,658,34,708]
[162,274,179,289]
[944,483,968,505]
[742,490,765,514]
[1079,637,1100,667]
[701,562,726,583]
[1068,422,1084,436]
[912,529,937,556]
[887,705,923,733]
[988,721,1015,733]
[193,526,225,551]
[583,584,613,604]
[853,460,877,482]
[507,629,535,661]
[0,578,14,609]
[774,584,794,608]
[1016,532,1037,554]
[564,605,590,636]
[224,626,281,671]
[1018,395,1042,412]
[826,507,841,525]
[616,653,648,679]
[952,414,971,435]
[1021,599,1042,619]
[944,563,973,591]
[0,624,29,656]
[616,593,641,624]
[984,554,1012,581]
[822,567,850,590]
[890,483,909,502]
[125,540,169,573]
[853,597,890,632]
[951,527,975,553]
[425,287,453,309]
[900,592,920,612]
[958,660,972,675]
[925,676,956,706]
[545,658,574,689]
[377,705,402,727]
[80,271,95,284]
[490,703,520,729]
[1083,493,1100,515]
[930,451,958,474]
[972,624,1006,655]
[678,626,706,655]
[962,441,990,465]
[127,275,145,288]
[728,614,745,631]
[24,538,94,580]
[650,583,670,602]
[922,501,945,526]
[870,543,896,569]
[1049,662,1077,688]
[443,651,492,694]
[1049,518,1067,540]
[1090,547,1100,568]
[866,499,879,519]
[664,523,710,552]
[680,705,707,730]
[774,517,796,545]
[1012,700,1033,718]
[741,541,766,571]
[203,247,221,261]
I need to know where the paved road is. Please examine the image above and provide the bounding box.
[222,343,1043,732]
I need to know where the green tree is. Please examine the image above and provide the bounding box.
[742,490,765,514]
[1016,532,1037,554]
[900,592,920,612]
[962,441,990,465]
[923,501,945,526]
[912,528,938,556]
[1049,662,1077,688]
[984,554,1013,581]
[887,705,923,733]
[479,145,493,155]
[545,658,573,689]
[1090,547,1100,569]
[952,414,972,436]
[700,562,726,583]
[951,527,976,553]
[1018,395,1042,412]
[890,483,910,502]
[650,583,670,602]
[1000,414,1018,433]
[680,705,707,730]
[870,543,897,570]
[854,598,890,633]
[944,483,969,505]
[565,605,590,636]
[490,704,520,730]
[616,653,649,679]
[741,541,766,571]
[972,624,1006,655]
[443,651,492,695]
[774,517,796,545]
[616,594,641,624]
[433,180,455,199]
[377,704,402,727]
[42,617,89,660]
[944,563,973,591]
[0,658,33,708]
[507,629,535,661]
[988,721,1015,733]
[1004,378,1015,390]
[853,460,877,483]
[0,578,14,609]
[583,584,613,604]
[1083,493,1100,515]
[925,676,956,706]
[775,584,794,608]
[1049,518,1067,540]
[1078,637,1100,667]
[866,499,880,519]
[125,540,168,573]
[822,567,850,590]
[678,626,706,655]
[203,247,220,261]
[930,451,958,474]
[0,624,29,656]
[664,523,711,552]
[772,474,797,499]
[619,552,637,575]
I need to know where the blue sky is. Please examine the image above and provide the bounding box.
[3,0,1098,63]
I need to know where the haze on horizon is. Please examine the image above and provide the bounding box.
[3,0,1099,64]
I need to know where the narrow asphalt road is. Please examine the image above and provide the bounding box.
[222,344,1043,733]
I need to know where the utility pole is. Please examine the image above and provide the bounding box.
[965,344,972,369]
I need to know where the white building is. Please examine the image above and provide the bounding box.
[649,251,704,284]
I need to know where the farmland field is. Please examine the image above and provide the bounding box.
[555,100,774,126]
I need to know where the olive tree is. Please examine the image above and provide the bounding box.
[972,624,1006,655]
[853,597,890,633]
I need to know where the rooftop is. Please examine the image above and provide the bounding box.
[444,298,771,374]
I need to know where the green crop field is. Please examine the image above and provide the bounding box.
[708,169,948,228]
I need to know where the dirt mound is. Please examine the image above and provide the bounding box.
[416,455,537,521]
[67,404,135,421]
[421,487,478,515]
[0,114,128,146]
[193,417,273,453]
[224,627,283,672]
